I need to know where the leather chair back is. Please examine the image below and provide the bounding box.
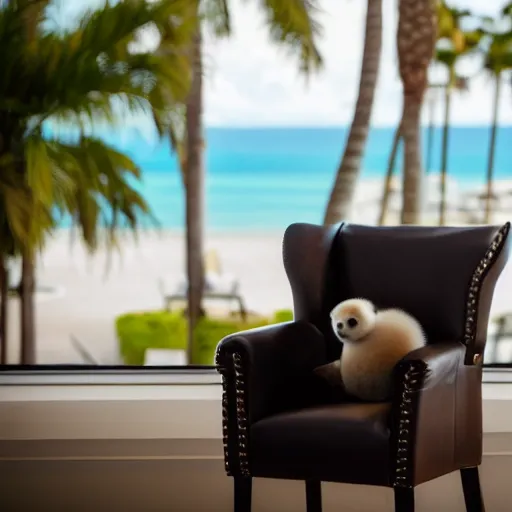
[283,222,511,363]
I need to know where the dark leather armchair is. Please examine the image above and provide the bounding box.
[215,222,511,512]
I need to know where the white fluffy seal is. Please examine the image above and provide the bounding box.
[329,298,426,401]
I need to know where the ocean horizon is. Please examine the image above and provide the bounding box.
[56,125,512,231]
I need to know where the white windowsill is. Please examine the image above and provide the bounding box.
[0,367,510,386]
[0,369,222,386]
[1,370,512,443]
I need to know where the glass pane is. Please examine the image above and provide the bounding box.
[1,0,511,370]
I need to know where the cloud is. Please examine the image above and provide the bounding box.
[202,0,512,127]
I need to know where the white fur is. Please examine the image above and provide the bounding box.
[330,298,426,401]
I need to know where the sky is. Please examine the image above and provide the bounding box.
[54,0,512,128]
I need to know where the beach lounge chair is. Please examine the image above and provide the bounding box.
[159,249,247,320]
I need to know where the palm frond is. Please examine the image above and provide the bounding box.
[0,0,190,260]
[65,0,196,63]
[0,0,195,131]
[41,136,158,252]
[437,0,472,39]
[0,170,54,254]
[248,0,323,75]
[202,0,231,38]
[484,32,512,75]
[477,8,512,76]
[436,47,458,68]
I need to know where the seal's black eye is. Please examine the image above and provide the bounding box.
[347,317,358,328]
[336,321,344,330]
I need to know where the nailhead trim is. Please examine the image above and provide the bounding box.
[393,361,427,488]
[215,349,250,477]
[233,352,250,477]
[463,223,510,346]
[219,369,231,476]
[215,347,232,476]
[392,224,510,487]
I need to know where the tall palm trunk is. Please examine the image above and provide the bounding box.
[400,97,424,224]
[20,251,36,364]
[0,259,8,364]
[184,28,205,365]
[397,0,436,225]
[323,0,382,225]
[439,82,452,225]
[484,73,501,224]
[425,86,436,175]
[378,125,401,225]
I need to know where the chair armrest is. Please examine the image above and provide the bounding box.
[216,321,328,422]
[215,321,327,477]
[390,341,482,487]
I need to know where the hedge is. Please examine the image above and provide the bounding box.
[116,309,294,366]
[272,309,294,323]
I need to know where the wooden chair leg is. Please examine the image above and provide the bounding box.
[234,477,252,512]
[461,467,486,512]
[305,480,322,512]
[394,486,414,512]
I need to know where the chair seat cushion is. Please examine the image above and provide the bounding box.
[250,402,392,486]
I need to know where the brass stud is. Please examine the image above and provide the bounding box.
[394,363,425,487]
[464,224,509,348]
[473,353,482,365]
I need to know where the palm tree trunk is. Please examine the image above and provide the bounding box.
[396,0,436,225]
[425,87,436,175]
[378,125,401,225]
[20,251,36,364]
[184,28,205,365]
[0,259,8,365]
[400,95,423,225]
[323,0,382,225]
[484,73,501,224]
[439,83,452,226]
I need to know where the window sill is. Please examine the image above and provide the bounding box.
[0,366,509,386]
[0,370,512,444]
[0,368,221,386]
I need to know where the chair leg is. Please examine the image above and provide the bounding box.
[305,480,322,512]
[394,486,414,512]
[234,477,252,512]
[461,467,486,512]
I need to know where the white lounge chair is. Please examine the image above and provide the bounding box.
[159,249,247,319]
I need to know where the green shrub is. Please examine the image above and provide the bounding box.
[193,315,269,365]
[271,309,293,323]
[116,310,270,366]
[116,311,187,365]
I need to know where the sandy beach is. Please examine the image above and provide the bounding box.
[4,229,292,365]
[4,176,512,366]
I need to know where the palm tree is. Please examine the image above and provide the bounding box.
[323,0,383,225]
[377,126,401,225]
[397,0,437,225]
[481,7,512,223]
[181,0,323,363]
[424,85,439,176]
[184,24,206,365]
[0,0,196,363]
[378,77,469,227]
[435,1,480,225]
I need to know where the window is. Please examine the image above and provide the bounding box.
[1,1,511,374]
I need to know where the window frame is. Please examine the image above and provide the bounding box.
[0,365,220,385]
[0,365,511,386]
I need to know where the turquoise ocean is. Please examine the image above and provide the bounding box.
[63,126,512,231]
